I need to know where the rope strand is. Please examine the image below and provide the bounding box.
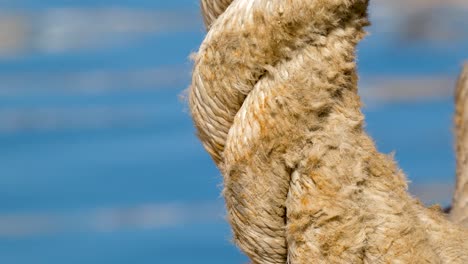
[189,1,468,263]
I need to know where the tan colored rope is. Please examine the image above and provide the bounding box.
[452,63,468,227]
[200,0,233,29]
[189,0,468,263]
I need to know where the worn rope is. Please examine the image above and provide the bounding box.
[189,0,468,263]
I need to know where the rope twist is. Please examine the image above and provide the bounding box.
[189,1,468,263]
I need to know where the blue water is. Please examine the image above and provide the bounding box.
[1,224,248,264]
[0,1,466,263]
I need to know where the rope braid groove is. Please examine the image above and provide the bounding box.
[189,0,468,263]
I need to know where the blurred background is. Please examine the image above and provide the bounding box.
[0,0,466,263]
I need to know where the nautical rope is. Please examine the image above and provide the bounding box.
[189,0,468,263]
[452,64,468,227]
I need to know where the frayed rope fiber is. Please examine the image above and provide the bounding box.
[189,0,468,263]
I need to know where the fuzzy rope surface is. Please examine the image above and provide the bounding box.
[189,1,468,263]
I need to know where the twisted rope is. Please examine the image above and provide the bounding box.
[452,64,468,227]
[189,1,468,263]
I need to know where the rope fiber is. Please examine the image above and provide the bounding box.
[189,1,468,263]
